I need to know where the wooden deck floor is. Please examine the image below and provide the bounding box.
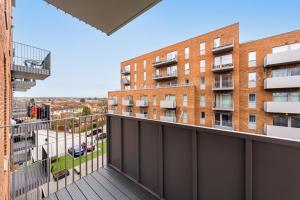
[44,167,158,200]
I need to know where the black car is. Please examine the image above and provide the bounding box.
[95,133,107,140]
[87,128,102,137]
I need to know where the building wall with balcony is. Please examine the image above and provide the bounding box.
[0,0,13,198]
[239,28,300,134]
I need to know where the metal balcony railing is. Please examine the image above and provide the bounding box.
[212,79,234,90]
[212,101,234,111]
[152,56,178,67]
[212,120,234,130]
[212,63,234,72]
[135,99,148,107]
[152,71,178,80]
[107,98,118,106]
[121,77,130,85]
[12,42,51,80]
[121,68,131,75]
[12,79,36,92]
[212,40,234,54]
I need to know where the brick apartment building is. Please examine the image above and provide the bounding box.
[0,0,13,199]
[108,23,300,139]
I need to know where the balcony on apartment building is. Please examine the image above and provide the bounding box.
[265,124,300,141]
[160,115,176,123]
[152,55,178,67]
[121,77,130,85]
[108,98,118,106]
[135,99,149,107]
[264,73,300,89]
[212,119,234,130]
[212,63,234,72]
[152,71,178,81]
[264,47,300,67]
[12,79,36,92]
[3,114,300,200]
[12,42,51,80]
[212,40,234,54]
[264,93,300,114]
[121,68,131,75]
[212,79,234,91]
[160,99,176,109]
[212,97,234,111]
[107,109,118,114]
[135,113,148,119]
[122,111,134,116]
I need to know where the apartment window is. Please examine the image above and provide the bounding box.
[143,60,146,69]
[155,56,160,62]
[200,112,205,125]
[167,65,177,75]
[248,51,256,67]
[143,72,146,81]
[215,93,233,109]
[214,112,233,128]
[184,63,190,75]
[248,93,256,108]
[134,85,137,89]
[200,77,205,89]
[185,79,189,85]
[214,37,221,48]
[153,96,156,106]
[200,60,206,72]
[248,72,256,88]
[125,85,130,90]
[272,67,300,77]
[273,115,288,127]
[272,42,300,54]
[200,42,206,55]
[182,112,188,123]
[182,95,188,107]
[214,54,233,66]
[273,92,300,102]
[153,109,157,119]
[134,73,137,82]
[200,95,205,107]
[134,63,137,72]
[167,51,177,60]
[248,114,256,130]
[184,47,189,59]
[291,116,300,128]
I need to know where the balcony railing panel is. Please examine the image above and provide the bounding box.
[152,56,178,67]
[108,99,118,106]
[135,100,148,107]
[212,41,234,54]
[264,75,300,89]
[212,80,234,90]
[264,48,300,67]
[264,101,300,114]
[12,42,51,80]
[107,114,300,200]
[152,72,178,80]
[160,100,176,109]
[212,63,234,72]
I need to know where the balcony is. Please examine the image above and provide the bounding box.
[122,111,133,116]
[122,99,134,106]
[212,80,234,90]
[265,124,300,141]
[135,113,148,119]
[212,63,234,72]
[121,68,130,75]
[4,114,300,199]
[135,99,148,107]
[12,79,36,92]
[264,101,300,114]
[213,102,234,111]
[121,77,130,85]
[152,71,178,81]
[12,42,51,80]
[212,41,234,54]
[264,75,300,89]
[160,115,176,122]
[264,48,300,67]
[108,98,118,106]
[152,56,178,67]
[212,120,234,130]
[107,109,118,114]
[160,100,176,109]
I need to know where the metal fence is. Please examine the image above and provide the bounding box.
[2,115,107,200]
[107,114,300,200]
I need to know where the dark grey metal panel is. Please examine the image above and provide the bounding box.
[110,117,122,169]
[252,141,300,200]
[198,132,245,200]
[140,121,160,195]
[163,126,193,200]
[123,118,138,180]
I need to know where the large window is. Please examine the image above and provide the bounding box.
[184,63,190,75]
[272,67,300,77]
[248,93,256,108]
[184,47,189,59]
[182,95,188,107]
[272,42,300,54]
[167,65,177,75]
[200,60,206,72]
[291,116,300,128]
[215,93,233,109]
[214,38,221,48]
[152,96,156,106]
[214,112,232,128]
[273,92,300,102]
[200,42,206,55]
[143,72,146,81]
[200,77,205,89]
[214,54,233,66]
[273,115,289,127]
[248,72,256,88]
[200,112,205,125]
[248,51,256,67]
[248,114,256,130]
[167,51,177,60]
[200,95,205,107]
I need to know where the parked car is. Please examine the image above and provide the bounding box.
[68,145,85,157]
[87,128,102,137]
[95,133,107,140]
[53,169,69,181]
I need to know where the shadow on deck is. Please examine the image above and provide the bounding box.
[45,167,158,200]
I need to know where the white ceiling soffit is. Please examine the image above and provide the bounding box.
[45,0,161,35]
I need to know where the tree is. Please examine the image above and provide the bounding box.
[82,106,91,116]
[80,98,86,103]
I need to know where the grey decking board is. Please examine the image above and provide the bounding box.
[91,172,131,200]
[56,188,73,200]
[66,183,87,200]
[83,176,116,200]
[101,168,158,200]
[95,170,142,200]
[44,194,58,200]
[75,178,103,200]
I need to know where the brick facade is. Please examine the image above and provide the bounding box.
[0,0,12,199]
[108,23,300,136]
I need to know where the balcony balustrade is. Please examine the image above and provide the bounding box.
[152,56,178,67]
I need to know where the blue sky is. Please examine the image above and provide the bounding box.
[13,0,300,97]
